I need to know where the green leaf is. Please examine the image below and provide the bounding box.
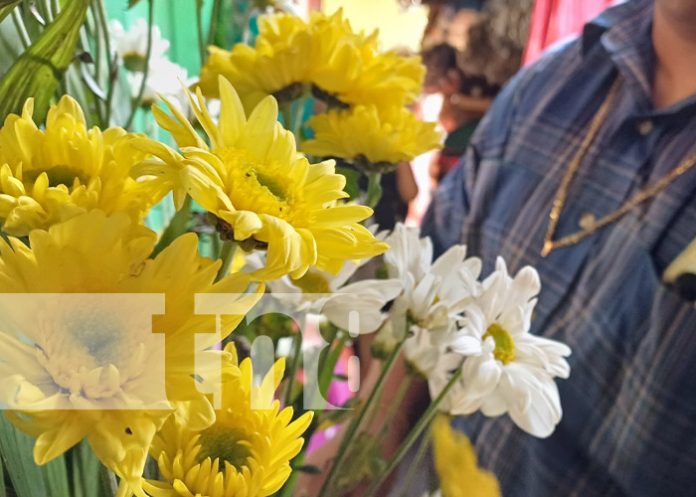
[0,0,90,123]
[128,0,143,7]
[0,416,48,497]
[44,452,70,497]
[0,1,19,22]
[70,440,101,497]
[336,165,362,199]
[0,416,76,497]
[0,451,6,497]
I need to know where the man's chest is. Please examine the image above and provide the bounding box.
[460,97,696,496]
[463,86,696,319]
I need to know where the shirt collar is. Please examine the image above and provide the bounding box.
[582,0,655,105]
[582,0,696,116]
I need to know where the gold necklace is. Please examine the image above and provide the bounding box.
[541,78,696,257]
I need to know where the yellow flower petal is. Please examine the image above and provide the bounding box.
[304,104,443,165]
[199,10,424,111]
[133,79,388,281]
[0,95,160,235]
[0,211,260,489]
[149,346,313,497]
[432,416,501,497]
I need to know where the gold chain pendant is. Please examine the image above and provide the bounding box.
[540,78,696,257]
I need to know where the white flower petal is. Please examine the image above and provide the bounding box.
[463,356,502,399]
[500,365,562,438]
[329,263,359,290]
[410,273,439,320]
[431,245,467,281]
[479,390,508,417]
[460,304,487,338]
[323,279,402,334]
[450,333,483,356]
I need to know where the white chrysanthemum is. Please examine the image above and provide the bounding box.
[248,254,402,334]
[384,224,481,334]
[434,257,572,438]
[109,19,189,109]
[127,57,189,106]
[109,19,170,71]
[376,223,481,375]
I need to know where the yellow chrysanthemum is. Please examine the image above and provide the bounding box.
[331,49,425,110]
[199,10,422,111]
[0,96,161,236]
[0,210,262,497]
[432,416,501,497]
[303,105,443,167]
[146,344,313,497]
[132,77,388,281]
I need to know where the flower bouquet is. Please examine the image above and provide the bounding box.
[0,2,571,497]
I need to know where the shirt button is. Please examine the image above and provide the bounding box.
[579,212,596,230]
[637,119,654,135]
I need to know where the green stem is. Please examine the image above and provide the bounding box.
[90,5,102,82]
[279,102,293,130]
[151,196,192,258]
[11,8,31,49]
[78,25,104,125]
[291,95,306,143]
[283,330,303,408]
[210,232,221,259]
[41,0,54,22]
[195,0,206,65]
[398,423,432,497]
[94,0,114,127]
[317,339,406,497]
[124,0,155,130]
[363,368,464,497]
[207,0,222,46]
[366,172,383,209]
[215,240,237,282]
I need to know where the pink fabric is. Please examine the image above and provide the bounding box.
[523,0,615,65]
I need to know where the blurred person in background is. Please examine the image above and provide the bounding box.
[421,0,531,186]
[424,0,696,495]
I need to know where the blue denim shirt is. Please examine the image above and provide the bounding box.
[423,1,696,496]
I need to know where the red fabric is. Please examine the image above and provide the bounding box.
[523,0,615,65]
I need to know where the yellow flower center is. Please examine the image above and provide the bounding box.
[123,52,148,72]
[219,148,309,226]
[197,424,252,470]
[483,323,516,365]
[32,298,155,401]
[24,165,90,187]
[293,270,332,294]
